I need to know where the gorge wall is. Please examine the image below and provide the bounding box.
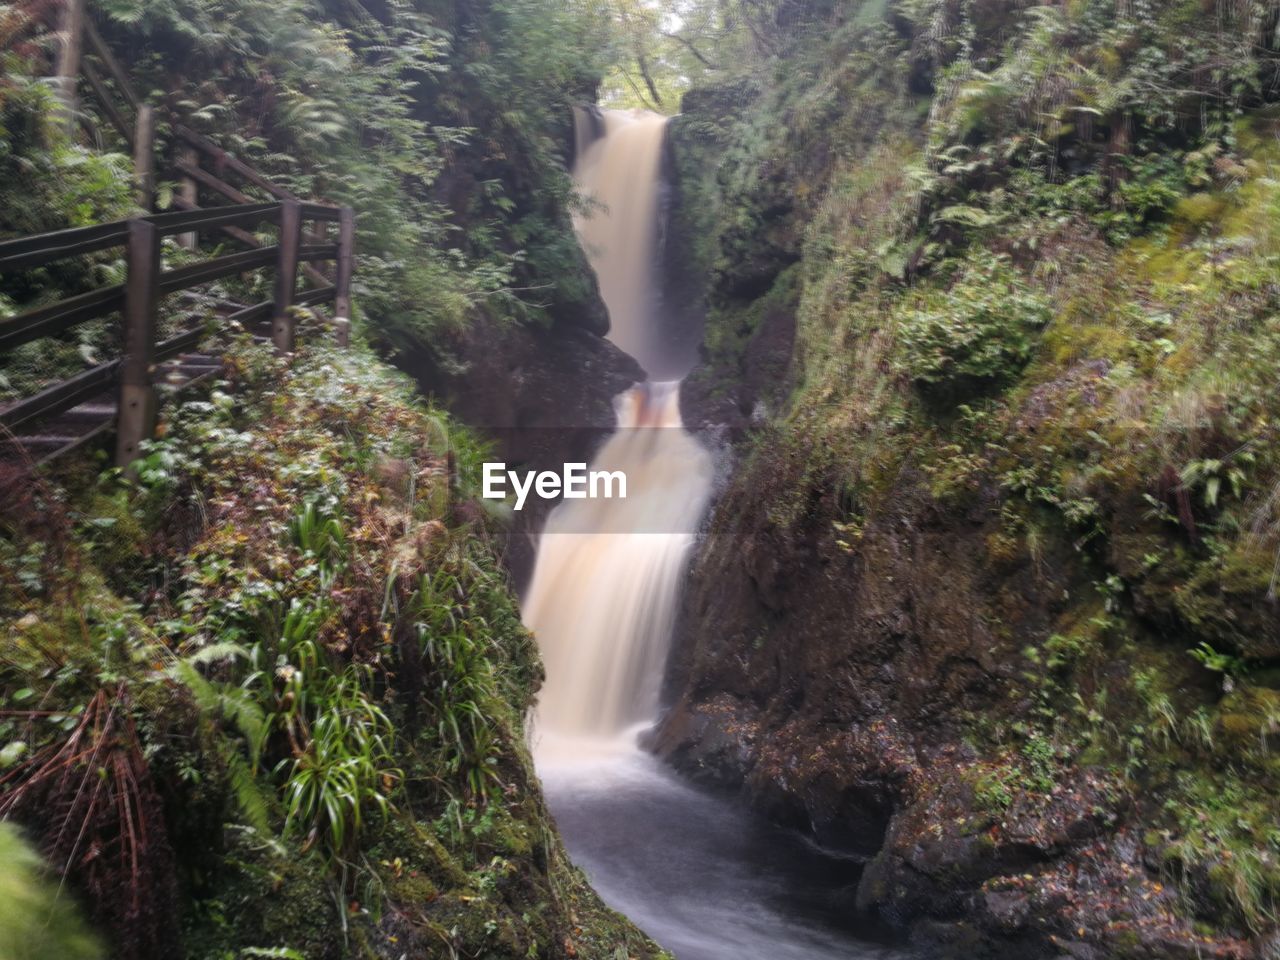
[656,3,1280,958]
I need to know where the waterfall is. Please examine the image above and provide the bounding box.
[569,108,669,373]
[525,110,896,960]
[523,109,712,758]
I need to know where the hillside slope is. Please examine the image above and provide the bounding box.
[659,2,1280,957]
[0,332,659,960]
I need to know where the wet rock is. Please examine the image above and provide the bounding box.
[403,311,642,588]
[649,693,759,786]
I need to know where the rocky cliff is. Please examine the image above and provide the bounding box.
[655,3,1280,957]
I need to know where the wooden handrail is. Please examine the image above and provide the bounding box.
[67,8,335,286]
[148,202,283,238]
[0,202,303,275]
[0,221,132,272]
[3,5,359,469]
[0,359,121,431]
[80,57,133,146]
[158,247,278,293]
[173,125,302,204]
[0,197,356,467]
[0,285,126,352]
[83,15,138,112]
[173,158,254,206]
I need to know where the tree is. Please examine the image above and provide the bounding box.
[598,0,728,112]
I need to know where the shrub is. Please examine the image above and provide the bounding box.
[896,255,1051,398]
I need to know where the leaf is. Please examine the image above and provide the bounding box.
[932,204,997,228]
[226,751,272,836]
[185,642,250,665]
[0,741,28,768]
[1204,475,1220,508]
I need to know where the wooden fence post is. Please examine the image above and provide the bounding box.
[54,0,87,130]
[273,199,302,353]
[334,206,355,347]
[115,218,160,469]
[132,103,155,212]
[176,144,199,249]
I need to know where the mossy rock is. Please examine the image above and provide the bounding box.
[1173,542,1280,658]
[1215,686,1280,758]
[182,829,350,960]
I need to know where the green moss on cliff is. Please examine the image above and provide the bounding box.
[667,0,1280,949]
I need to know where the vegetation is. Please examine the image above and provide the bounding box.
[667,0,1280,950]
[0,822,102,960]
[0,2,672,956]
[0,330,656,959]
[1,0,612,394]
[7,0,1280,956]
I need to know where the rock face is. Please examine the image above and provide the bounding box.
[653,456,1254,960]
[405,311,642,589]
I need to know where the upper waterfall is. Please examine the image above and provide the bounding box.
[571,108,671,376]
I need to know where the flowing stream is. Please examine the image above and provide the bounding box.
[522,108,905,960]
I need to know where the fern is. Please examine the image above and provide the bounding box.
[225,750,273,836]
[170,660,268,768]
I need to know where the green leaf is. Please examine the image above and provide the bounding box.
[0,741,28,768]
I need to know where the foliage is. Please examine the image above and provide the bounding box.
[0,334,657,959]
[0,46,135,401]
[0,822,102,960]
[895,254,1051,395]
[673,0,1280,944]
[0,0,623,403]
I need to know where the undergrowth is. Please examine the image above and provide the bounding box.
[0,332,655,960]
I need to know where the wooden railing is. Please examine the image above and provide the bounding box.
[0,200,355,467]
[0,0,359,470]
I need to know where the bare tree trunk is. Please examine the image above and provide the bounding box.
[636,51,664,108]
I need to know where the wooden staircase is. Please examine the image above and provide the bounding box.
[0,1,356,470]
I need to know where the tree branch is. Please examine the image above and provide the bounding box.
[662,31,720,69]
[635,50,664,108]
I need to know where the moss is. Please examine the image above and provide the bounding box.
[1,338,663,960]
[1175,192,1227,227]
[387,872,438,905]
[183,828,347,960]
[984,529,1022,567]
[1173,541,1279,657]
[1215,686,1280,758]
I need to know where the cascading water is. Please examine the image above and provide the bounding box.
[522,380,712,748]
[523,108,905,960]
[568,109,670,372]
[523,107,712,755]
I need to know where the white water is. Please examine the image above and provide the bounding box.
[522,380,712,748]
[569,108,670,372]
[524,107,712,752]
[522,108,909,960]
